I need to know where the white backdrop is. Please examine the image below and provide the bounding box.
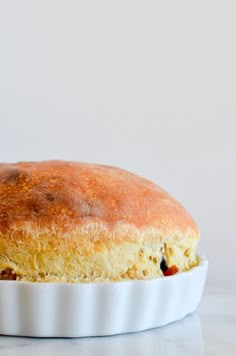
[0,1,235,290]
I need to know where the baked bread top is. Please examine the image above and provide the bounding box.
[0,160,198,234]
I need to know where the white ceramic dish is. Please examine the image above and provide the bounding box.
[0,255,208,337]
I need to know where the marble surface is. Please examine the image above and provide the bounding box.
[0,286,235,356]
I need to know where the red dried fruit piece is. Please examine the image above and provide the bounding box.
[163,265,179,276]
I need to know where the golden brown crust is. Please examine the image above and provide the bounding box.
[0,160,198,235]
[0,161,199,282]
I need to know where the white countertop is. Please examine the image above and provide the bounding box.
[0,286,235,356]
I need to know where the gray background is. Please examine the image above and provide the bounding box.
[0,1,235,290]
